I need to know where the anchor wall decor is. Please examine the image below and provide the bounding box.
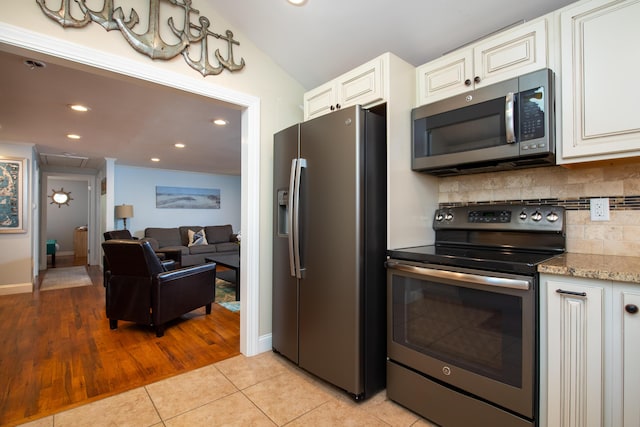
[36,0,246,77]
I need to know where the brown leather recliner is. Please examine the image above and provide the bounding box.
[102,239,217,337]
[102,230,174,286]
[103,229,135,240]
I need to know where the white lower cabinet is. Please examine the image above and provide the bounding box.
[541,274,640,427]
[614,285,640,427]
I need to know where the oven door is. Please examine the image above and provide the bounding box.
[386,259,537,419]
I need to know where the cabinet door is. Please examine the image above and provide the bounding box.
[304,81,336,120]
[474,18,547,88]
[620,290,640,427]
[415,18,547,106]
[560,0,640,162]
[304,56,385,120]
[336,56,384,109]
[546,280,604,427]
[415,49,473,105]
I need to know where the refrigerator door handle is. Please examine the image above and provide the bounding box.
[293,158,307,279]
[288,159,298,277]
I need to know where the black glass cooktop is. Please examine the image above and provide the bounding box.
[387,244,563,275]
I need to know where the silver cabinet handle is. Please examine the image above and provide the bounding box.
[386,261,531,290]
[505,92,516,144]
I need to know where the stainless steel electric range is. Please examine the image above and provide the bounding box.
[386,204,565,427]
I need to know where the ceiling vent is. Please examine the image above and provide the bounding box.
[23,59,47,70]
[40,153,89,168]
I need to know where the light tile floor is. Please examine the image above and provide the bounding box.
[18,351,436,427]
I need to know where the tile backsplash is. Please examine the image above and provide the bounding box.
[438,161,640,257]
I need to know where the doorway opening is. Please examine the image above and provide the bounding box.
[1,23,261,356]
[41,174,94,270]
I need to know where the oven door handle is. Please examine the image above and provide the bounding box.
[386,261,531,290]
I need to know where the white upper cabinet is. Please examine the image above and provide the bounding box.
[303,56,385,120]
[559,0,640,163]
[415,49,473,105]
[416,18,548,106]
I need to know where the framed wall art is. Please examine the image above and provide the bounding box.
[156,186,220,209]
[0,157,26,233]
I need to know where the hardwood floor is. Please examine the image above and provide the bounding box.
[0,256,240,427]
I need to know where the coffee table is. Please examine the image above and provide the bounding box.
[205,254,240,301]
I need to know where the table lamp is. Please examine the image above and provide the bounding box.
[115,204,134,230]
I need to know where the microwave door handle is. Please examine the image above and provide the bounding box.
[505,92,516,144]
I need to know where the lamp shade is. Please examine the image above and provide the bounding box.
[115,204,134,219]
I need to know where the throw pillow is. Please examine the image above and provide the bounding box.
[188,228,208,246]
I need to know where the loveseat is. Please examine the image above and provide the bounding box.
[144,224,238,266]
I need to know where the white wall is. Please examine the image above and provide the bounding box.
[114,165,241,236]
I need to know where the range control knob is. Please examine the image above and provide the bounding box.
[531,211,543,222]
[547,212,559,222]
[519,211,528,221]
[435,213,444,222]
[444,212,453,221]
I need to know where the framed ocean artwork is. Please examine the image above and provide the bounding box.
[156,186,220,209]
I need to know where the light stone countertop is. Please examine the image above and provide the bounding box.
[538,253,640,284]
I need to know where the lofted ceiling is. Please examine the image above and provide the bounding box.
[208,0,577,90]
[0,0,576,174]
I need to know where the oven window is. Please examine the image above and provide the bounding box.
[392,275,523,387]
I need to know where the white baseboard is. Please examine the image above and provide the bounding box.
[258,333,272,354]
[0,282,33,295]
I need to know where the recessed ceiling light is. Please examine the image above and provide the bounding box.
[174,143,186,148]
[287,0,307,5]
[68,104,90,112]
[151,158,160,162]
[66,134,81,140]
[213,119,228,126]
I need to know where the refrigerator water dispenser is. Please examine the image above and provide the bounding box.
[277,189,289,236]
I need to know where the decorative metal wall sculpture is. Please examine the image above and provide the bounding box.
[36,0,246,77]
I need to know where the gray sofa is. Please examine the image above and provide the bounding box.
[144,224,238,266]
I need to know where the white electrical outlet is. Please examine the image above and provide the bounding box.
[590,198,610,221]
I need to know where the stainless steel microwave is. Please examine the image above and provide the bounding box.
[412,68,555,176]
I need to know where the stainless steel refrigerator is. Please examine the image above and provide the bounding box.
[272,105,387,400]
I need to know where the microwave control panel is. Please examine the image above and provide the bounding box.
[519,87,545,142]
